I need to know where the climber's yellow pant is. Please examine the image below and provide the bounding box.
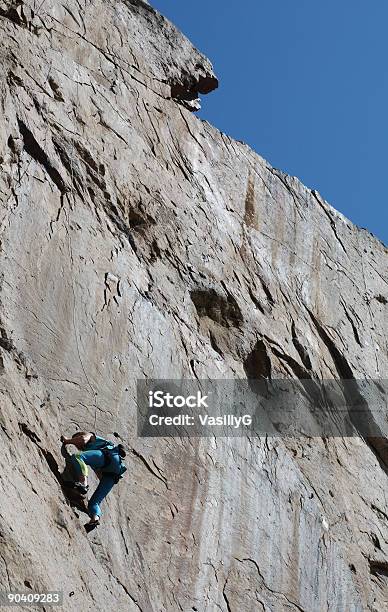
[71,450,106,479]
[73,452,89,477]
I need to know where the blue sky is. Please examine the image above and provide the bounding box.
[151,0,388,246]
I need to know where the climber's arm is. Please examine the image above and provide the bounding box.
[61,432,94,449]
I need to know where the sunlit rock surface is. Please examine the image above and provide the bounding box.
[0,1,387,610]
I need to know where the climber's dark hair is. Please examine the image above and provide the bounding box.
[117,443,126,458]
[72,431,88,438]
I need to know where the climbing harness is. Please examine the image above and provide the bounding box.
[101,445,127,482]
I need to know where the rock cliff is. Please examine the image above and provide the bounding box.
[0,1,388,610]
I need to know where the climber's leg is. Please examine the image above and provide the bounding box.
[71,450,105,491]
[88,474,116,519]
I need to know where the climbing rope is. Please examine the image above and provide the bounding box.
[68,65,125,441]
[62,74,100,433]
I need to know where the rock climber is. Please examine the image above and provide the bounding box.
[60,431,127,528]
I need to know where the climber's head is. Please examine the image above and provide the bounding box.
[69,431,93,450]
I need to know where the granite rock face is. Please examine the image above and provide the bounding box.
[0,1,388,610]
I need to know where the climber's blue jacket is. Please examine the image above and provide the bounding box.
[84,435,115,452]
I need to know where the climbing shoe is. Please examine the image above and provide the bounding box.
[85,517,100,533]
[73,482,89,495]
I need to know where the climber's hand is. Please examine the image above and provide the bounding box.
[60,435,66,444]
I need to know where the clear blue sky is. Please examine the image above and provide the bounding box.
[151,0,388,246]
